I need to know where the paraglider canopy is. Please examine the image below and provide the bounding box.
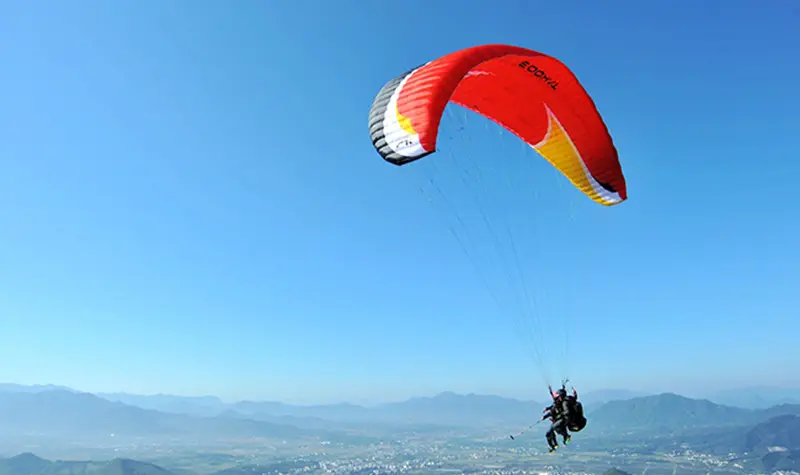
[368,43,627,207]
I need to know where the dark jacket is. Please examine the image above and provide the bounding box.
[543,397,570,421]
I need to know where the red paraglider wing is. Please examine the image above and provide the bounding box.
[367,44,627,206]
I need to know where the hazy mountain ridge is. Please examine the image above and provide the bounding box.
[0,388,538,433]
[108,389,546,424]
[86,384,800,416]
[97,393,226,417]
[0,390,314,440]
[0,383,647,425]
[587,392,800,434]
[709,386,800,409]
[2,383,800,436]
[0,384,77,394]
[18,382,799,417]
[0,453,173,475]
[94,387,800,431]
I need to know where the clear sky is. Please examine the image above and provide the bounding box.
[1,0,798,405]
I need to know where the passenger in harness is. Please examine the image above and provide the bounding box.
[564,387,587,432]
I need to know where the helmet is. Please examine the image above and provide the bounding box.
[557,388,567,399]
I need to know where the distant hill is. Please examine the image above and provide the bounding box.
[708,387,800,409]
[758,403,800,420]
[727,414,800,472]
[97,393,226,417]
[745,414,800,452]
[0,453,174,475]
[588,393,800,434]
[588,393,751,432]
[0,390,311,440]
[0,384,77,394]
[374,391,540,426]
[602,469,632,475]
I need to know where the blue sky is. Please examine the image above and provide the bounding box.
[1,0,798,405]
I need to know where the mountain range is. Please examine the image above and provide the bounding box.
[1,383,800,437]
[1,384,800,473]
[0,390,309,440]
[0,453,173,475]
[5,383,799,415]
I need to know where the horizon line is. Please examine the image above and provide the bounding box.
[3,382,799,407]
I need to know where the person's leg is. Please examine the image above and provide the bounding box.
[545,425,557,450]
[554,418,570,443]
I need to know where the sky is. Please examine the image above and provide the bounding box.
[1,0,798,405]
